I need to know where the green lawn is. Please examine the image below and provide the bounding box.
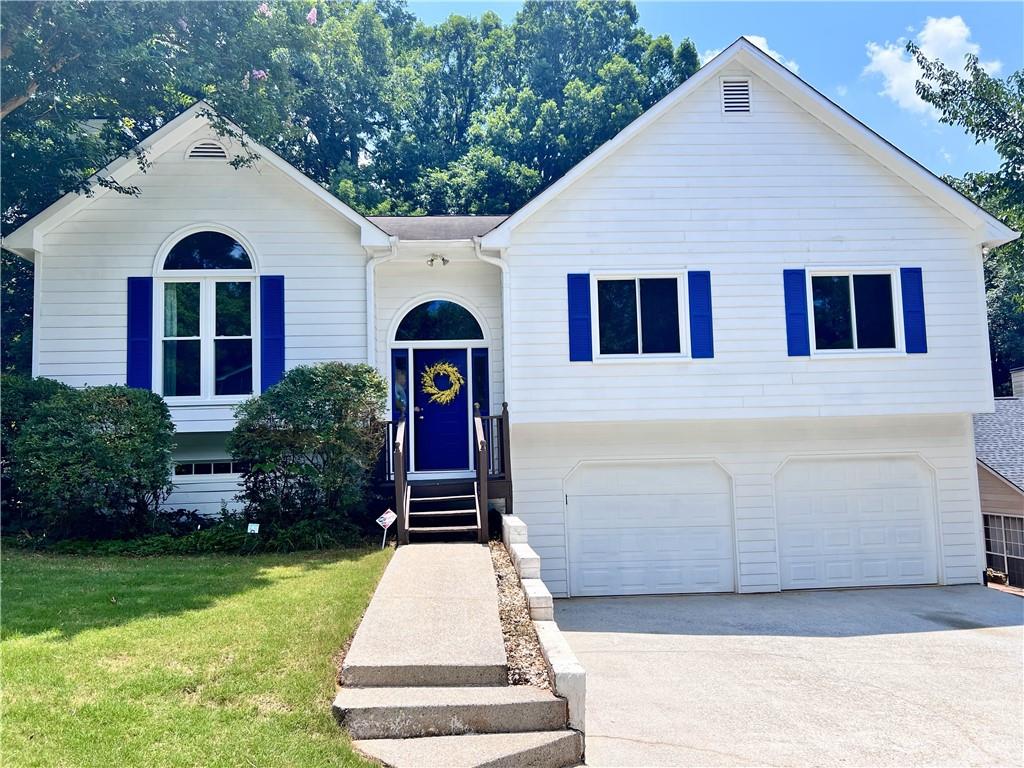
[1,547,391,768]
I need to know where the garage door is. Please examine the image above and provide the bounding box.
[776,456,938,590]
[566,462,735,596]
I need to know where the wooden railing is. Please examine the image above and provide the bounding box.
[476,402,512,480]
[376,403,513,546]
[392,418,409,545]
[473,411,489,544]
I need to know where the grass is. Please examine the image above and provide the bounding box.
[1,547,392,768]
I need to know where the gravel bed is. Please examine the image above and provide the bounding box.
[489,540,552,689]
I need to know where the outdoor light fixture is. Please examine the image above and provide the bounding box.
[427,254,450,267]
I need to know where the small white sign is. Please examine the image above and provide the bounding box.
[376,510,398,530]
[247,523,260,534]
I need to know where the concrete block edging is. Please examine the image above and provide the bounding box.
[501,515,586,735]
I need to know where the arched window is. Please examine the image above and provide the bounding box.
[164,231,252,270]
[158,230,256,399]
[395,300,484,341]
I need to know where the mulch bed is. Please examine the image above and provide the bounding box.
[489,540,552,689]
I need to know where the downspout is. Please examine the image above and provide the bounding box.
[365,235,398,368]
[473,236,512,408]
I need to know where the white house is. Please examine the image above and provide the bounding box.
[5,38,1018,596]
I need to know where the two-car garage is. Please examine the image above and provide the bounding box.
[564,455,940,596]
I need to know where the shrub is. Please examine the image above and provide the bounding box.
[228,362,386,530]
[15,514,364,556]
[1,375,72,530]
[11,385,175,538]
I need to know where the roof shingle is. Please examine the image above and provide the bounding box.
[974,398,1024,491]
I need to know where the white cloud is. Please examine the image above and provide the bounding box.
[702,35,799,73]
[939,146,954,164]
[835,84,849,97]
[864,16,1002,116]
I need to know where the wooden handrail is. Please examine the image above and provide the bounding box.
[393,418,408,545]
[473,404,489,543]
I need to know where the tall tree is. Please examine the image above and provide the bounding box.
[910,43,1024,395]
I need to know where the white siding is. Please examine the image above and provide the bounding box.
[35,125,369,431]
[165,433,241,517]
[512,414,983,596]
[375,256,504,408]
[502,63,992,424]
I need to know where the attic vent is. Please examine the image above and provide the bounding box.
[188,140,228,159]
[721,78,751,113]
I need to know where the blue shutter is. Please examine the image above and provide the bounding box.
[126,277,153,389]
[567,273,592,361]
[687,271,714,358]
[783,269,811,356]
[900,267,927,354]
[260,275,285,391]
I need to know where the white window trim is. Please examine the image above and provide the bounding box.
[805,266,906,358]
[589,270,690,363]
[154,275,260,405]
[173,458,245,482]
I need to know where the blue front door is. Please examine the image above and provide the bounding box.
[413,348,470,471]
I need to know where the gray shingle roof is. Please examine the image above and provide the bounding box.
[974,398,1024,491]
[367,216,508,240]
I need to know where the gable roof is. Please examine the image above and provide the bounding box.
[3,100,390,257]
[480,37,1019,250]
[368,215,508,240]
[974,398,1024,493]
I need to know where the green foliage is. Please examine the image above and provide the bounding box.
[228,362,387,529]
[911,44,1024,393]
[1,0,702,358]
[10,384,175,538]
[17,513,364,556]
[1,374,73,527]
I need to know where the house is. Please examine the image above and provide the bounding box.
[974,368,1024,587]
[4,38,1019,596]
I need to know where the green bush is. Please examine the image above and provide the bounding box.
[227,362,386,530]
[1,375,72,530]
[14,513,365,556]
[11,385,175,538]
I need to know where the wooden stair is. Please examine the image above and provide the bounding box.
[406,481,480,542]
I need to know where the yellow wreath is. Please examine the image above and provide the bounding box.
[420,361,464,405]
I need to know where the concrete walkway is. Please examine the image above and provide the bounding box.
[336,542,583,767]
[342,543,508,686]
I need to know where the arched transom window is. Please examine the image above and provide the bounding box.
[158,230,256,399]
[395,300,484,341]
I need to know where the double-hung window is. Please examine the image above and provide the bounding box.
[158,230,257,400]
[594,275,684,357]
[810,271,898,352]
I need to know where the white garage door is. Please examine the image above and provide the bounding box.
[776,456,938,590]
[566,462,735,596]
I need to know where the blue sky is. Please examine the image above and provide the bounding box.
[407,2,1023,178]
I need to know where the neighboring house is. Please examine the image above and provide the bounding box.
[974,369,1024,587]
[4,38,1019,595]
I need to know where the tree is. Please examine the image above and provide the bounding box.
[1,1,704,362]
[910,43,1024,394]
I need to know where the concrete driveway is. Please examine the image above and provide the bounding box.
[556,586,1023,767]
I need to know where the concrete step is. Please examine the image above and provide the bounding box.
[334,685,567,739]
[352,730,583,768]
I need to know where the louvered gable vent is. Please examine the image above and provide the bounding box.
[721,78,751,113]
[188,140,228,159]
